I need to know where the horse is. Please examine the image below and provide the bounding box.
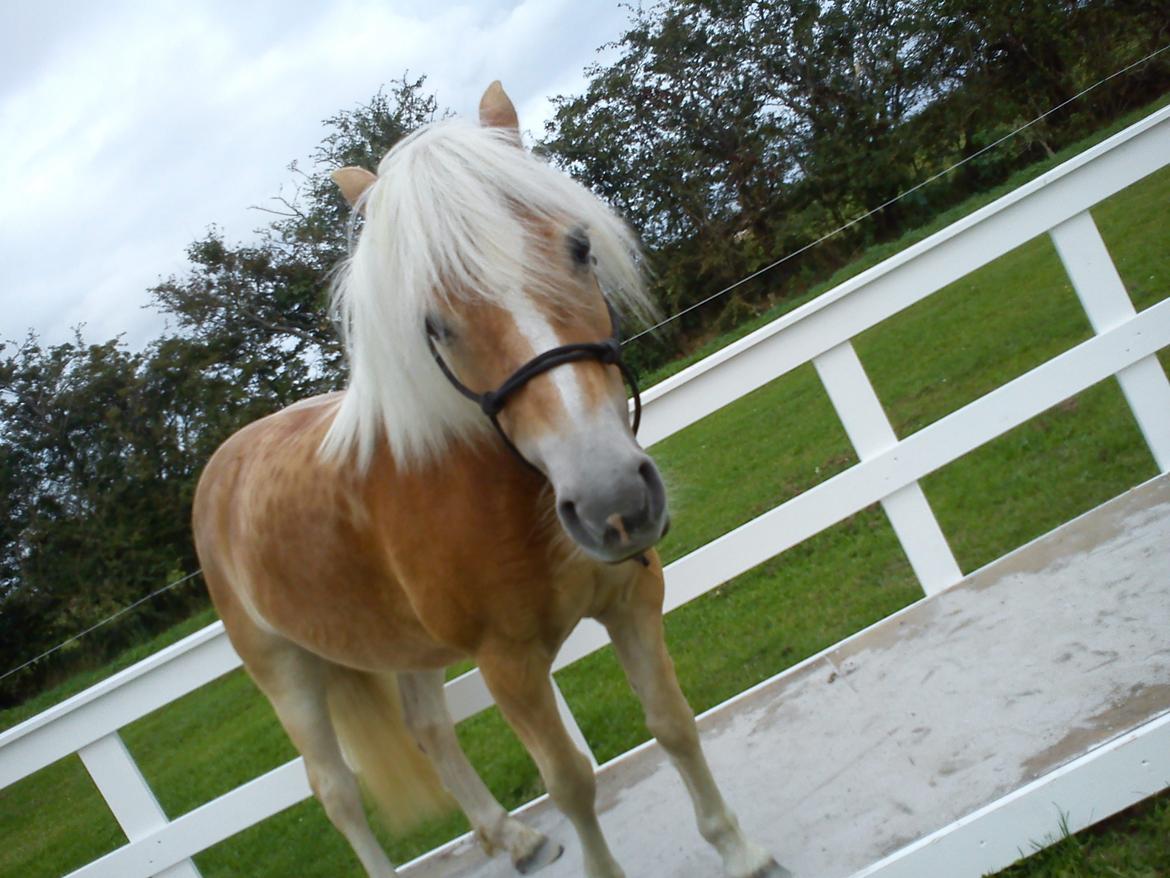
[193,81,788,878]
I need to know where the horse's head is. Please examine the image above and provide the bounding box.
[326,82,668,564]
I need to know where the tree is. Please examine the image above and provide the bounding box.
[150,74,444,400]
[542,0,1169,358]
[542,1,966,342]
[1,76,446,705]
[0,334,202,703]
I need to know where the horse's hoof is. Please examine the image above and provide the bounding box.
[748,860,793,878]
[514,836,564,874]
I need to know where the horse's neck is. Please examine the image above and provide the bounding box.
[363,436,560,550]
[358,436,607,621]
[368,434,544,494]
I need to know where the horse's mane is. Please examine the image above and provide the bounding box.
[320,119,653,470]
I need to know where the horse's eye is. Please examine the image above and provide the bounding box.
[425,315,454,344]
[568,229,591,266]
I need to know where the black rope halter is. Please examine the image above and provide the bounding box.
[424,299,643,475]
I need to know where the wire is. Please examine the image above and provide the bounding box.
[4,43,1168,687]
[623,41,1170,346]
[0,570,203,685]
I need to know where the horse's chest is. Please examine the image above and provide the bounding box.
[402,553,627,659]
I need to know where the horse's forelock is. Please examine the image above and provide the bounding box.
[321,119,652,471]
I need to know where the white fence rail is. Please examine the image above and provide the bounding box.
[3,104,1169,878]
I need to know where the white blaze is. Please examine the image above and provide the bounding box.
[508,299,587,418]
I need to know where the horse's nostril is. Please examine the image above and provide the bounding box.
[638,459,655,484]
[636,457,666,519]
[558,499,580,528]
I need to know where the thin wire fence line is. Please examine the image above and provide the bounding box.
[4,43,1168,687]
[0,570,203,685]
[622,41,1170,346]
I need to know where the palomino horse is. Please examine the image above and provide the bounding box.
[194,82,787,878]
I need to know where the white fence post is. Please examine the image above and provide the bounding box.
[3,104,1168,878]
[814,342,963,595]
[77,732,201,878]
[1050,210,1170,471]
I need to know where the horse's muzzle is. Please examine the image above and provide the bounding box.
[555,454,668,563]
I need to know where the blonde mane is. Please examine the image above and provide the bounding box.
[320,119,653,470]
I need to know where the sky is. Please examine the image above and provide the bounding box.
[0,0,634,351]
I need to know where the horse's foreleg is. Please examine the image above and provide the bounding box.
[599,585,790,878]
[398,669,562,873]
[478,649,625,878]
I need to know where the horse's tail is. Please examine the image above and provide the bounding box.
[325,666,455,834]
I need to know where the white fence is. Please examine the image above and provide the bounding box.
[3,104,1169,878]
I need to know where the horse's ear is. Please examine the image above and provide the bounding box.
[331,166,378,213]
[478,80,521,145]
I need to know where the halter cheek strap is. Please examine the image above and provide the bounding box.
[424,302,643,475]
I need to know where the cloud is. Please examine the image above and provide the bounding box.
[0,0,631,350]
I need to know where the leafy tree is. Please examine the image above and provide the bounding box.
[149,73,443,398]
[0,334,203,702]
[542,0,1169,358]
[1,76,444,704]
[543,1,968,346]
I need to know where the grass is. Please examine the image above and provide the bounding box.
[993,796,1170,878]
[634,89,1170,392]
[0,604,217,732]
[1,101,1168,877]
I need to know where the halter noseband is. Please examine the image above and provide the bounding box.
[424,300,643,474]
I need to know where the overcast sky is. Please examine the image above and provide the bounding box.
[0,0,633,351]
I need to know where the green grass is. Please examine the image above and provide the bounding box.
[0,605,217,733]
[993,795,1170,878]
[634,89,1170,391]
[2,104,1168,877]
